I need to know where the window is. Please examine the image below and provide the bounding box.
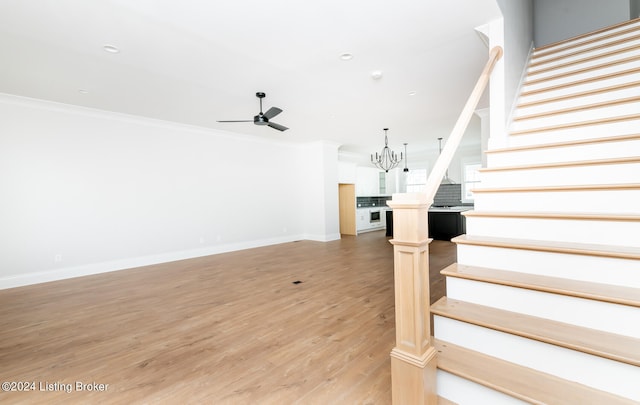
[406,168,427,193]
[462,162,481,201]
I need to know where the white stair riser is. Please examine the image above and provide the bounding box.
[533,21,640,57]
[521,60,640,94]
[508,119,640,146]
[527,44,638,81]
[532,29,640,64]
[515,85,640,118]
[434,316,640,401]
[487,139,640,167]
[478,163,640,188]
[445,278,640,338]
[510,101,640,132]
[436,370,528,405]
[456,244,640,287]
[473,189,640,214]
[464,216,640,247]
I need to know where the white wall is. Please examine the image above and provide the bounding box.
[337,161,356,184]
[633,0,640,18]
[483,1,534,149]
[497,0,535,124]
[322,143,341,240]
[0,94,337,289]
[300,141,341,241]
[533,0,631,46]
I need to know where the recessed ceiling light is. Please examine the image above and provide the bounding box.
[408,91,417,96]
[103,44,120,54]
[78,89,89,94]
[340,53,353,61]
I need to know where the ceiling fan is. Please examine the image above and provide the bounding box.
[217,92,288,131]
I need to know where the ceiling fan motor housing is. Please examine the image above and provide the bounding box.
[254,114,268,125]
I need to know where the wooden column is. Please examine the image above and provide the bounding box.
[387,192,437,405]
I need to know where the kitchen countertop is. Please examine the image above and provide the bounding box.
[428,206,473,213]
[358,206,471,212]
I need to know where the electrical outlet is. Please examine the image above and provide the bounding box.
[199,237,205,244]
[54,254,62,263]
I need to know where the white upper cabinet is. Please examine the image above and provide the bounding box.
[356,166,380,196]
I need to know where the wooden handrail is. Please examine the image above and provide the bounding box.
[424,46,503,203]
[387,46,503,405]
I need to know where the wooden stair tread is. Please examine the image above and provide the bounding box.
[486,134,640,154]
[433,338,638,405]
[441,263,640,309]
[535,17,640,52]
[533,24,640,60]
[479,156,640,172]
[462,210,640,222]
[433,297,640,366]
[514,96,640,122]
[451,234,640,260]
[510,113,640,136]
[472,183,640,194]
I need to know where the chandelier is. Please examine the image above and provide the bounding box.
[371,128,403,172]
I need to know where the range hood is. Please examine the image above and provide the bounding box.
[438,137,456,184]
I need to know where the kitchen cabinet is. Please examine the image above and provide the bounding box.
[356,167,381,196]
[428,211,466,241]
[356,207,390,233]
[356,208,370,232]
[385,171,396,195]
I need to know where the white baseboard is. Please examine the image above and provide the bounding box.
[0,233,321,290]
[304,232,342,242]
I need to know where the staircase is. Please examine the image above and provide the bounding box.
[432,18,640,404]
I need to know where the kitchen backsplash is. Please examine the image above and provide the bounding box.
[433,184,462,207]
[357,196,391,208]
[357,185,469,208]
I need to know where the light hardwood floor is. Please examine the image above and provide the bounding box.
[0,231,454,404]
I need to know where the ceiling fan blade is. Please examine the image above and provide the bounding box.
[217,120,252,122]
[263,107,282,120]
[267,121,288,131]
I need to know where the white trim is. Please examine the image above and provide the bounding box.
[507,41,536,130]
[303,232,342,242]
[0,233,346,290]
[461,158,481,204]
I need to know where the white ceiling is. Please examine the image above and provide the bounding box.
[0,0,502,155]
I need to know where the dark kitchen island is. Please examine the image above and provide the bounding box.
[428,206,472,241]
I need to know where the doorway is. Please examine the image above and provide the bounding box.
[338,183,356,235]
